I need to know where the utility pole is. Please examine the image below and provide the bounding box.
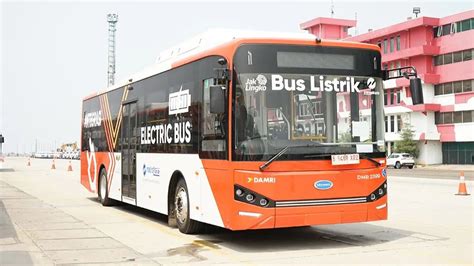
[330,0,335,18]
[107,13,118,87]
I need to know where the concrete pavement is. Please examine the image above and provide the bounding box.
[0,157,473,265]
[388,167,474,180]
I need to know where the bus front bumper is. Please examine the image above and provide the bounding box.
[229,191,387,230]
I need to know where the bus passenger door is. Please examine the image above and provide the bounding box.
[121,101,137,204]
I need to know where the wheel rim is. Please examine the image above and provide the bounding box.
[175,187,188,224]
[100,173,107,200]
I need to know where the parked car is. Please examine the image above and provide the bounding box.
[387,153,415,169]
[33,152,48,159]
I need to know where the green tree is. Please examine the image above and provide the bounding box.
[394,124,419,158]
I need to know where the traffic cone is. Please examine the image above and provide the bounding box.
[455,171,470,196]
[27,158,31,166]
[51,159,56,170]
[67,160,73,171]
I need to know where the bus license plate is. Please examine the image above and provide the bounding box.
[331,154,360,165]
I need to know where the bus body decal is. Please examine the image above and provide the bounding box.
[136,153,224,227]
[107,152,122,201]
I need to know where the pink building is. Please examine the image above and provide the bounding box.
[301,10,474,164]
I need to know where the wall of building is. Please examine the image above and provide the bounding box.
[417,140,443,164]
[301,11,474,164]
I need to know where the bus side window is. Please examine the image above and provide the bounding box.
[200,78,227,159]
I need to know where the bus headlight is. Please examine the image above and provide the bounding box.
[234,185,274,208]
[235,189,244,197]
[367,181,387,202]
[246,194,255,202]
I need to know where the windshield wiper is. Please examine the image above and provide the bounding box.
[259,143,327,171]
[259,145,291,171]
[259,143,382,171]
[359,154,382,166]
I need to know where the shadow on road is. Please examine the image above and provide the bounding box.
[87,196,447,254]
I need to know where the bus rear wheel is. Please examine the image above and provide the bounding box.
[98,168,113,206]
[174,179,202,234]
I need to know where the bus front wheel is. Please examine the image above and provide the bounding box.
[174,179,202,234]
[98,168,113,206]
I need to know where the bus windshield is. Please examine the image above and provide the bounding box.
[232,44,385,161]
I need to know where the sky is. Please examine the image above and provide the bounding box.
[1,0,472,153]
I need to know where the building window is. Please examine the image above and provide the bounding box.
[390,37,394,53]
[434,84,443,95]
[454,81,463,93]
[383,39,388,54]
[463,49,472,61]
[385,116,388,132]
[453,112,463,123]
[396,36,401,50]
[442,24,451,35]
[460,19,471,32]
[434,49,473,66]
[396,89,401,104]
[436,111,474,124]
[464,111,473,123]
[450,23,457,34]
[443,112,453,124]
[390,115,395,133]
[434,55,443,66]
[463,80,472,92]
[434,18,474,38]
[434,26,442,37]
[444,82,453,94]
[397,115,402,132]
[384,90,388,106]
[435,79,474,95]
[390,89,394,105]
[435,112,441,124]
[443,53,453,64]
[453,51,463,63]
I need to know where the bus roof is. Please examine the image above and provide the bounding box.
[85,29,380,100]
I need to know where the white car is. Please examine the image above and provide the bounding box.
[387,153,415,169]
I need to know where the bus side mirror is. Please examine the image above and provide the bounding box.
[409,78,424,105]
[210,85,225,114]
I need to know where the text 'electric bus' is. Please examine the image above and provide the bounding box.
[81,30,423,234]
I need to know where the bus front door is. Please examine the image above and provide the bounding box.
[121,101,137,204]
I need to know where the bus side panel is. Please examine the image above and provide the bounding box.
[106,152,122,201]
[81,96,109,193]
[80,151,111,193]
[80,151,95,192]
[135,153,224,228]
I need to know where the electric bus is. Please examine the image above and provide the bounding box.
[81,30,422,234]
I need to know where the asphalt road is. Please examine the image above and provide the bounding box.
[1,158,473,265]
[388,168,474,180]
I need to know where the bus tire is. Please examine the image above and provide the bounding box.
[174,179,202,234]
[98,168,113,206]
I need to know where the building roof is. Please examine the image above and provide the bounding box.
[300,17,356,30]
[347,16,440,42]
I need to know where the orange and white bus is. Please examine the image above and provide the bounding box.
[81,30,421,234]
